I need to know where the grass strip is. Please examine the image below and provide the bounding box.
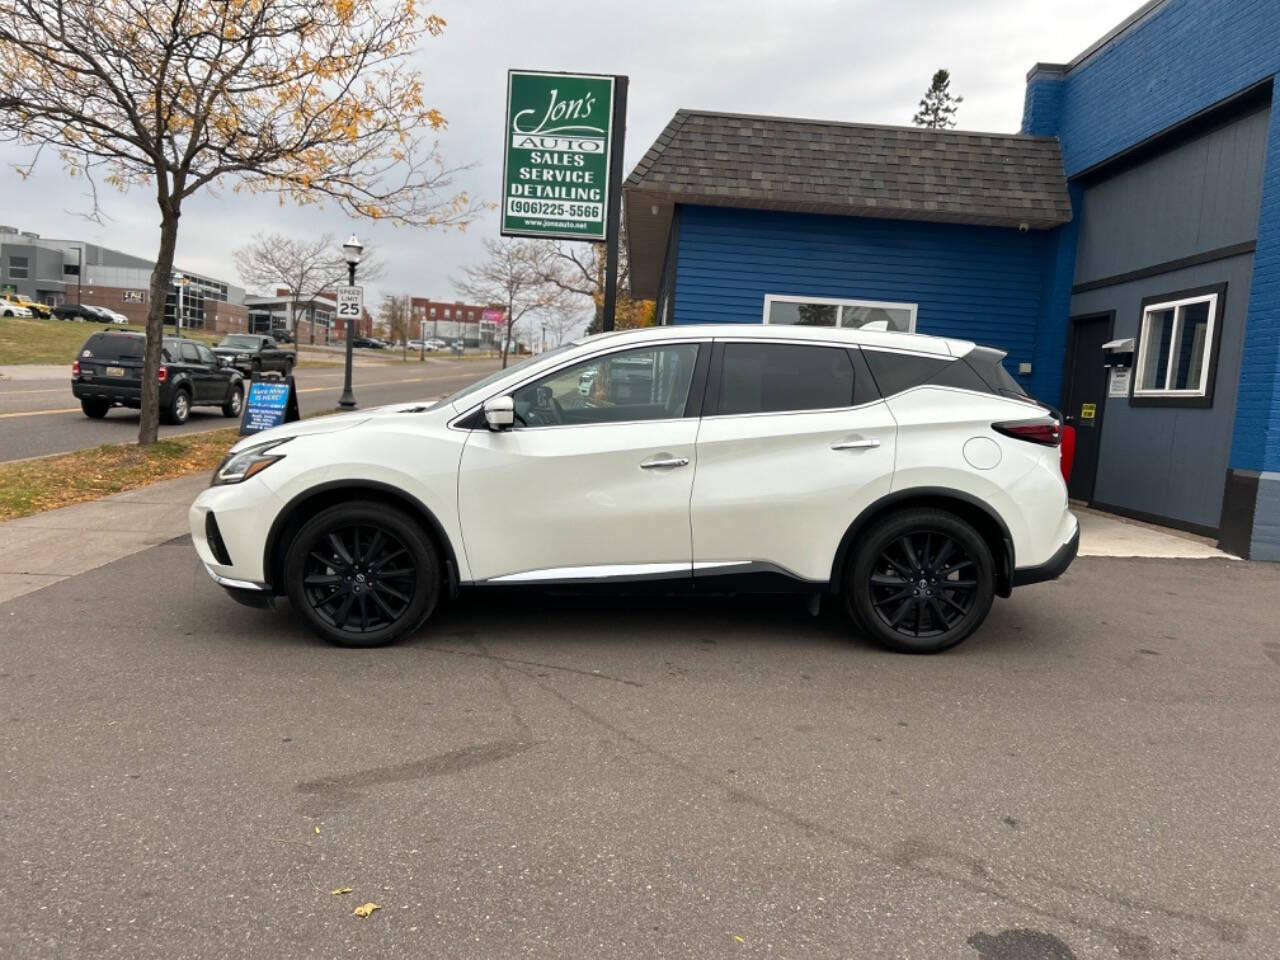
[0,427,239,522]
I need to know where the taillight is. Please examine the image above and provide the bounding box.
[72,360,80,376]
[1059,425,1076,483]
[993,418,1061,447]
[158,367,168,384]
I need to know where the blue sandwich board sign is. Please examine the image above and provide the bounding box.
[239,375,300,436]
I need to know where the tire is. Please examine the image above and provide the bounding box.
[281,360,293,377]
[80,398,109,419]
[845,508,995,654]
[221,384,244,418]
[250,359,262,376]
[164,386,191,425]
[284,502,440,648]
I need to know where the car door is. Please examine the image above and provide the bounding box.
[457,340,708,583]
[195,343,229,401]
[177,341,212,402]
[690,340,897,585]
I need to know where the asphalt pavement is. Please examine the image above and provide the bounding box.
[2,545,1278,959]
[0,358,500,462]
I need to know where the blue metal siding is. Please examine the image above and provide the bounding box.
[671,205,1049,386]
[1029,0,1280,479]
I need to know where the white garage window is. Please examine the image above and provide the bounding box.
[1133,287,1222,402]
[763,294,916,332]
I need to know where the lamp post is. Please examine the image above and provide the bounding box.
[338,234,363,410]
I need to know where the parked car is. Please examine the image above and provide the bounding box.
[270,328,295,344]
[0,297,33,318]
[425,338,448,351]
[5,294,52,318]
[79,304,129,324]
[213,334,296,376]
[406,339,425,350]
[190,324,1079,653]
[72,330,245,424]
[52,303,97,322]
[351,336,381,349]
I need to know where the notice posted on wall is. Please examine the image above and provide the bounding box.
[1108,367,1132,398]
[239,377,300,436]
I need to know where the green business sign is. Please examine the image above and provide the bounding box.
[502,70,615,241]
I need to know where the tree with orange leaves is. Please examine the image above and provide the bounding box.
[0,0,479,442]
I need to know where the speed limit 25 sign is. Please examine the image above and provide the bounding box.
[336,286,363,322]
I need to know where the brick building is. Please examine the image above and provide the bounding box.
[626,0,1280,560]
[409,297,502,348]
[0,226,248,333]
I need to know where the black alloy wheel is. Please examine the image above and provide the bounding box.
[285,502,439,647]
[847,508,994,654]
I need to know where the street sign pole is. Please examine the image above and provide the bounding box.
[337,274,361,409]
[601,75,628,332]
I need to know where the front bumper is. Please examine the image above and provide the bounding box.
[190,478,285,587]
[1011,519,1080,587]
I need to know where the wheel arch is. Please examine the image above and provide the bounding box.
[263,480,462,598]
[829,488,1014,598]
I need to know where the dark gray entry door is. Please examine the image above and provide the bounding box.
[1062,312,1113,502]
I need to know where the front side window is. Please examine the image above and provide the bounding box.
[196,344,217,365]
[717,343,857,415]
[764,295,916,332]
[1134,286,1223,403]
[512,344,700,428]
[8,256,29,279]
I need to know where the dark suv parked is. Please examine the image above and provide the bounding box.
[71,331,245,424]
[53,303,104,322]
[213,334,296,375]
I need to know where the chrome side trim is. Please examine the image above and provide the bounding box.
[203,564,270,592]
[484,562,690,583]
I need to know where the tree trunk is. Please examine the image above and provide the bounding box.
[138,205,181,446]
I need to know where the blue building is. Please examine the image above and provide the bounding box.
[624,0,1280,560]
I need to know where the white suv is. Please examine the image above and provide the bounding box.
[190,325,1078,653]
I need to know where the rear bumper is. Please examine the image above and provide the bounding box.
[73,380,173,407]
[1012,521,1080,587]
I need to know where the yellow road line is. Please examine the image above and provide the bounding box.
[0,407,81,419]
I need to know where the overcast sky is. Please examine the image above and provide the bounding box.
[1,0,1135,315]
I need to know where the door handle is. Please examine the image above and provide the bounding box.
[831,438,881,451]
[640,456,689,469]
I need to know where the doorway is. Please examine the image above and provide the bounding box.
[1061,312,1114,502]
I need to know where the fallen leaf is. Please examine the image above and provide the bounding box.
[353,902,381,918]
[331,886,353,896]
[314,826,321,835]
[733,935,745,943]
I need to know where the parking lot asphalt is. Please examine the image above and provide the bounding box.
[0,359,499,462]
[2,545,1278,959]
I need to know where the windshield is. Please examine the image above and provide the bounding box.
[219,335,259,348]
[427,343,579,411]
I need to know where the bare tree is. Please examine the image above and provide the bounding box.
[233,232,385,344]
[379,294,411,359]
[524,229,655,333]
[456,238,570,368]
[0,1,480,443]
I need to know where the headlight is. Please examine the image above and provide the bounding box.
[212,438,290,486]
[235,353,250,361]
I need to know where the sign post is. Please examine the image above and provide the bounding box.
[336,285,363,409]
[501,70,627,331]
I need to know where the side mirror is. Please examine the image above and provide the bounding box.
[483,395,515,431]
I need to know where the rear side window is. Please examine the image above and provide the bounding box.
[864,348,1027,399]
[79,333,144,361]
[717,343,856,415]
[180,342,200,362]
[964,347,1028,399]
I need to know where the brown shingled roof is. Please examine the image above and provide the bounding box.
[624,109,1072,298]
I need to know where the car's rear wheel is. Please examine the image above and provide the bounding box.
[221,384,243,418]
[845,508,994,654]
[284,502,440,648]
[281,360,293,378]
[80,398,109,419]
[164,386,191,425]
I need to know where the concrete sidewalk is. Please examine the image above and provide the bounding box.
[0,473,206,603]
[0,364,66,381]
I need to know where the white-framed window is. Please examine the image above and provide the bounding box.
[762,294,917,332]
[1133,286,1222,402]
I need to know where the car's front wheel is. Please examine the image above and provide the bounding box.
[284,502,440,648]
[845,508,995,654]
